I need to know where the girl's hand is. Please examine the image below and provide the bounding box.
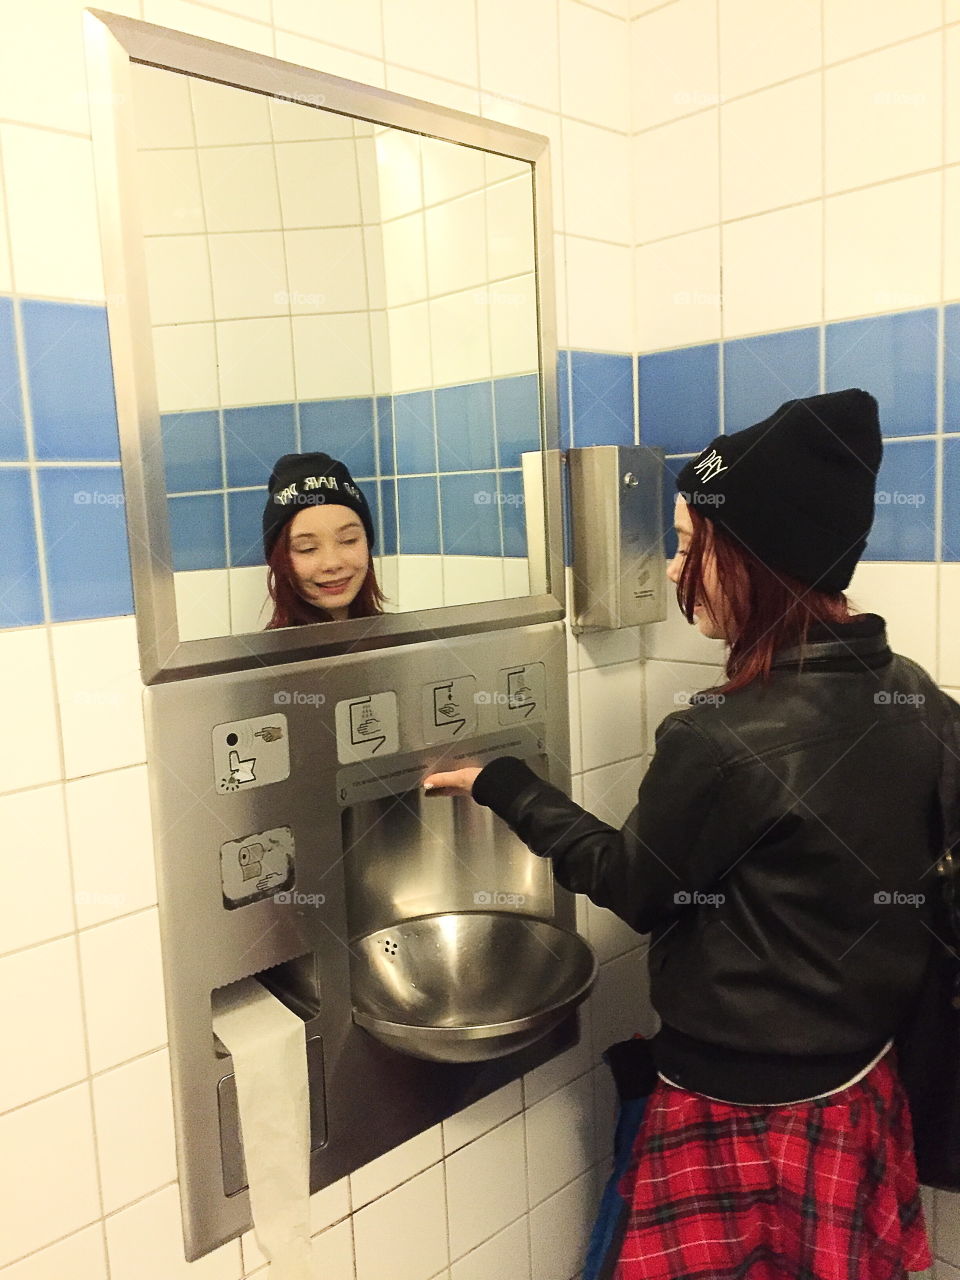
[422,766,482,798]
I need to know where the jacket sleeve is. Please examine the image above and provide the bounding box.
[471,712,734,935]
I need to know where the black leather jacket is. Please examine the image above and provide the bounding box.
[473,614,960,1102]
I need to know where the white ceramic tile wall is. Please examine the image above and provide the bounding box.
[630,0,718,132]
[824,34,942,194]
[529,1165,602,1280]
[449,1216,529,1280]
[825,170,942,319]
[634,225,722,349]
[524,1073,595,1206]
[719,74,822,221]
[0,1085,102,1269]
[7,0,960,1275]
[445,1112,527,1258]
[442,1079,523,1154]
[566,237,635,351]
[0,784,74,955]
[717,0,820,101]
[945,165,960,301]
[949,26,960,164]
[633,110,720,243]
[2,125,106,303]
[562,120,632,245]
[824,0,941,62]
[721,201,823,336]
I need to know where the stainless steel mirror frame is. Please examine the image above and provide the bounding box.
[83,8,566,685]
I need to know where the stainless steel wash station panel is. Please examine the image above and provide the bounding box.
[147,625,587,1255]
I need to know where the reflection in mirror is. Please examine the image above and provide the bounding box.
[130,65,545,641]
[262,450,384,626]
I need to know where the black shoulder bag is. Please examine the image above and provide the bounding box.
[895,702,960,1190]
[895,850,960,1189]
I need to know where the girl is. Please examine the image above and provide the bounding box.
[261,451,386,627]
[424,388,958,1279]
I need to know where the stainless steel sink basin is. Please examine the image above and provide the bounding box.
[351,911,598,1063]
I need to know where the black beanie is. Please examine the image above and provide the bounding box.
[262,452,375,560]
[675,388,882,593]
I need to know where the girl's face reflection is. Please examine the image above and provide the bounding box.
[287,504,370,620]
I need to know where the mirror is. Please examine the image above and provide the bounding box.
[129,60,544,643]
[85,9,563,680]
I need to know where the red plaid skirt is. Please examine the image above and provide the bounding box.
[613,1050,931,1280]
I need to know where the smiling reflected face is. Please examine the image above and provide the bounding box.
[286,503,370,620]
[666,493,727,641]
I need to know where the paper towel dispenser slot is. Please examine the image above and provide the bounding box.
[212,958,327,1198]
[568,444,667,632]
[212,954,322,1060]
[217,1036,328,1198]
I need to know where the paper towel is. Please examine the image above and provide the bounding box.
[212,976,313,1278]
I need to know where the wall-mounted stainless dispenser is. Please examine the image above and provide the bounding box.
[84,7,598,1264]
[568,444,668,633]
[146,626,594,1258]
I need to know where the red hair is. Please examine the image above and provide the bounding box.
[264,523,386,629]
[676,502,857,696]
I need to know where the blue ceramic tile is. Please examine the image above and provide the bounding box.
[436,381,496,471]
[22,301,120,462]
[943,438,960,560]
[0,468,43,626]
[498,470,527,558]
[557,352,571,451]
[825,310,937,437]
[569,351,634,447]
[723,328,820,433]
[225,404,297,489]
[638,344,719,454]
[0,299,25,461]
[228,487,269,567]
[662,455,696,559]
[300,398,377,478]
[393,391,437,475]
[168,494,227,571]
[864,439,936,561]
[944,306,960,433]
[376,396,394,476]
[38,466,133,620]
[397,476,440,554]
[495,375,541,469]
[161,411,222,493]
[378,477,397,556]
[440,472,501,556]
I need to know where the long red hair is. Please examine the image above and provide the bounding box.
[676,502,858,696]
[264,523,387,629]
